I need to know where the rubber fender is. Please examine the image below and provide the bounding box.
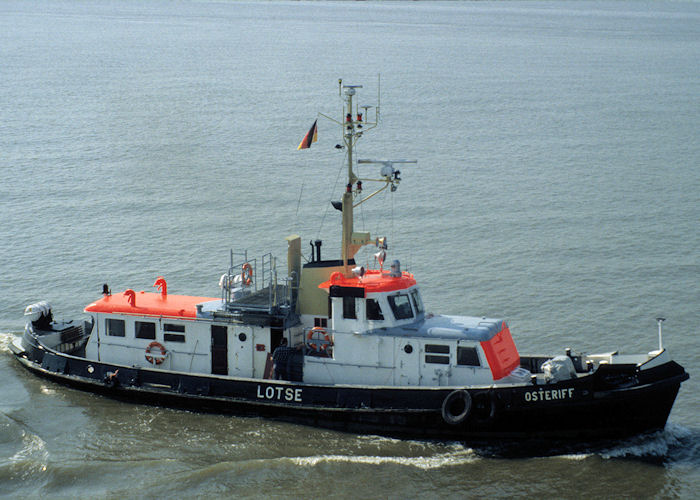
[441,389,472,425]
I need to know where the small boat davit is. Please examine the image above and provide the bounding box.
[11,81,688,445]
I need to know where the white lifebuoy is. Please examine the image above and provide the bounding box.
[145,342,167,365]
[241,263,253,286]
[306,327,332,353]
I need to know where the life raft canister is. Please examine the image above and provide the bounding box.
[441,389,472,425]
[145,341,167,365]
[306,327,332,352]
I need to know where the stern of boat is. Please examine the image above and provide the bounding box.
[22,301,93,360]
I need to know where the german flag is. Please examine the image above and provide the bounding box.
[297,119,318,150]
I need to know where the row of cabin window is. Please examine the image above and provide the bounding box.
[105,318,186,343]
[425,345,481,367]
[341,290,425,321]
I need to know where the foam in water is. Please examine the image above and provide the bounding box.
[291,448,479,470]
[599,423,698,463]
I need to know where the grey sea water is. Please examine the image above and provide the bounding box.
[1,0,698,498]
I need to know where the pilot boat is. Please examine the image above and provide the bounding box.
[11,81,688,443]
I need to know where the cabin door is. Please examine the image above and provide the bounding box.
[396,339,420,386]
[211,325,228,375]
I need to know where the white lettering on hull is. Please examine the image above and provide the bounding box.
[524,388,575,402]
[256,385,302,402]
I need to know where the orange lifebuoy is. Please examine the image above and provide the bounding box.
[307,327,332,352]
[241,263,253,286]
[145,341,167,365]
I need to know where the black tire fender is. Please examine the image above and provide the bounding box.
[471,390,497,422]
[441,389,472,425]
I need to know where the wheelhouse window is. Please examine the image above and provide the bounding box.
[163,323,185,342]
[457,346,480,366]
[426,344,449,354]
[343,296,357,319]
[164,323,185,333]
[106,318,125,337]
[425,344,449,364]
[425,355,450,364]
[135,321,156,340]
[388,294,413,320]
[366,299,384,320]
[410,289,424,315]
[164,333,185,343]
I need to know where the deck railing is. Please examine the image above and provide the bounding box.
[220,250,292,315]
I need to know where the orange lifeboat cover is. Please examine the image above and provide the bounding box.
[85,290,218,319]
[318,269,416,294]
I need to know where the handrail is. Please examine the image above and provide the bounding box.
[220,250,292,315]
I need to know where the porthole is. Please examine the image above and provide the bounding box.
[238,333,247,342]
[87,365,94,373]
[404,344,413,354]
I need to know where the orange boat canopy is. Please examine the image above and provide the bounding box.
[85,290,219,319]
[318,269,417,294]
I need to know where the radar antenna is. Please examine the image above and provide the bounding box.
[317,80,414,275]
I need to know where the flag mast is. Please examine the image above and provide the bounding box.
[302,79,403,277]
[341,85,361,275]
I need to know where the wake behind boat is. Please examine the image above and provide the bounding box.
[11,81,688,444]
